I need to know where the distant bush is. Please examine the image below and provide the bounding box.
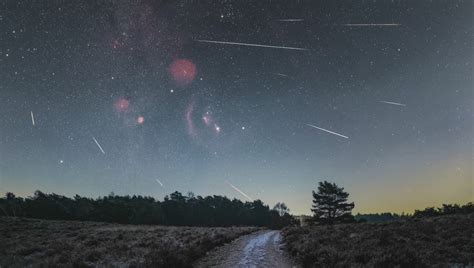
[414,203,474,218]
[354,203,474,223]
[354,212,410,223]
[0,191,295,228]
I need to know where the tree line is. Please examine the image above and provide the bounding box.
[0,191,296,229]
[310,180,473,224]
[3,182,470,227]
[354,203,474,223]
[413,203,474,218]
[354,212,410,223]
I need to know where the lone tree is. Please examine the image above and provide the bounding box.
[273,202,290,216]
[311,181,355,224]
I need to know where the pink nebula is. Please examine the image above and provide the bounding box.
[202,114,212,126]
[169,59,196,86]
[185,101,196,136]
[137,116,145,124]
[114,98,129,112]
[111,38,124,49]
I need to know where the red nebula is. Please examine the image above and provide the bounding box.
[202,114,212,126]
[169,59,196,85]
[137,116,145,124]
[112,39,122,49]
[185,101,196,137]
[114,98,129,112]
[110,36,126,50]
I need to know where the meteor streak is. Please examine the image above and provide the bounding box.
[92,136,106,154]
[306,124,349,139]
[195,39,309,51]
[30,111,35,126]
[380,100,406,106]
[274,73,289,77]
[342,23,400,27]
[226,181,253,202]
[277,19,304,22]
[155,179,164,187]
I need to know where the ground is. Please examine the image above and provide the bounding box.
[195,230,296,268]
[3,214,472,267]
[0,217,259,267]
[282,213,474,267]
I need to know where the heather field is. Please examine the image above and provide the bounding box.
[282,213,474,267]
[0,217,259,267]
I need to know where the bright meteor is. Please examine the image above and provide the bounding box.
[226,181,253,202]
[342,23,400,27]
[306,124,349,139]
[155,179,164,187]
[195,39,309,51]
[30,111,35,126]
[277,19,304,22]
[92,136,106,154]
[380,100,406,106]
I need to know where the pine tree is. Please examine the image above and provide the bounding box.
[311,181,355,224]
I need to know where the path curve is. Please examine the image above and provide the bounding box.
[195,230,297,268]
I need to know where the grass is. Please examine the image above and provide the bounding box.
[282,213,474,267]
[0,217,260,267]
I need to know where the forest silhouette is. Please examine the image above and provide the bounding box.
[0,191,295,229]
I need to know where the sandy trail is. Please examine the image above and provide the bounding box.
[195,230,296,268]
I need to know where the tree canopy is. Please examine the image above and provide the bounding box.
[273,202,290,217]
[0,191,296,229]
[311,181,355,224]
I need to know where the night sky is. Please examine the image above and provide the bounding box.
[1,0,472,215]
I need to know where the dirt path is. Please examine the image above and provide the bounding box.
[195,230,297,268]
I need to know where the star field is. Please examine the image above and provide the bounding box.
[1,0,472,214]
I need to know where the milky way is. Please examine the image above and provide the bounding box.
[1,1,472,214]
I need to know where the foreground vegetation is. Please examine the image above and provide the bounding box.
[0,217,260,267]
[0,191,294,228]
[283,213,474,267]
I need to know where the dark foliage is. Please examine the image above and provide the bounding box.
[414,203,474,217]
[0,191,295,228]
[355,203,474,223]
[354,212,411,223]
[311,181,355,224]
[273,202,290,217]
[282,213,474,267]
